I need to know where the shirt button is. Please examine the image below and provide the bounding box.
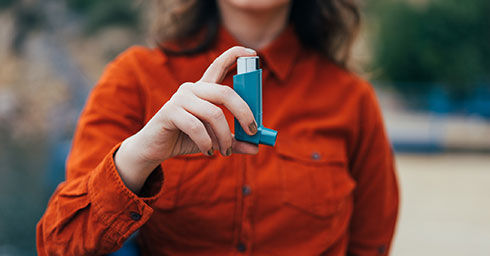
[242,185,251,196]
[236,242,246,252]
[311,152,321,160]
[129,211,142,221]
[378,245,386,254]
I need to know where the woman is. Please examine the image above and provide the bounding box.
[37,0,399,255]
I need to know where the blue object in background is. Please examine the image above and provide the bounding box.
[466,85,490,118]
[109,233,141,256]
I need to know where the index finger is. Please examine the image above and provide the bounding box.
[191,82,257,136]
[200,46,256,83]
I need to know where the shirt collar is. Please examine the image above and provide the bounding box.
[210,25,302,82]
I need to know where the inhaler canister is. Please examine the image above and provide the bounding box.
[233,57,277,146]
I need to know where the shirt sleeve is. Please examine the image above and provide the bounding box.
[347,84,400,256]
[36,49,165,256]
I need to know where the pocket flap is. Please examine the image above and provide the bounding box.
[275,135,347,165]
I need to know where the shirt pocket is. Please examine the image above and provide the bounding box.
[275,136,356,217]
[154,153,236,210]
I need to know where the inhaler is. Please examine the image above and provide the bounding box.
[233,56,277,146]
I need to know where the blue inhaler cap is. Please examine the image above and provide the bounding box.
[258,127,278,146]
[233,57,278,146]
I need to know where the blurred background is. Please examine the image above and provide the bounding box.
[0,0,489,255]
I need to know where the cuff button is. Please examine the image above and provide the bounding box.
[130,211,142,221]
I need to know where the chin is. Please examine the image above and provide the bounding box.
[221,0,291,11]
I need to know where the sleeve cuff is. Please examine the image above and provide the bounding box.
[87,142,164,242]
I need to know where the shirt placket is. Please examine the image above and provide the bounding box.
[233,155,254,255]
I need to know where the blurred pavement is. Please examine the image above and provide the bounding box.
[391,153,490,256]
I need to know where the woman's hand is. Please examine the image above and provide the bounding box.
[114,46,259,193]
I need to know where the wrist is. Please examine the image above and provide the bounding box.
[114,135,160,193]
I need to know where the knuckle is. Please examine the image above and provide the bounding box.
[178,82,193,92]
[187,120,202,134]
[174,83,195,102]
[208,107,224,121]
[170,92,185,104]
[163,100,178,112]
[221,86,235,98]
[229,46,242,52]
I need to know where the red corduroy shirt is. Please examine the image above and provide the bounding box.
[37,26,399,256]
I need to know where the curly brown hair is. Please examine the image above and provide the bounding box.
[148,0,360,69]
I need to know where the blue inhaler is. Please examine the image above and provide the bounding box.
[233,56,277,146]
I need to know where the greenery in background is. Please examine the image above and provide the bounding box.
[0,0,14,9]
[66,0,140,33]
[369,0,490,99]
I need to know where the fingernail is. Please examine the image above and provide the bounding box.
[226,147,232,156]
[207,149,214,156]
[245,48,256,54]
[248,121,258,135]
